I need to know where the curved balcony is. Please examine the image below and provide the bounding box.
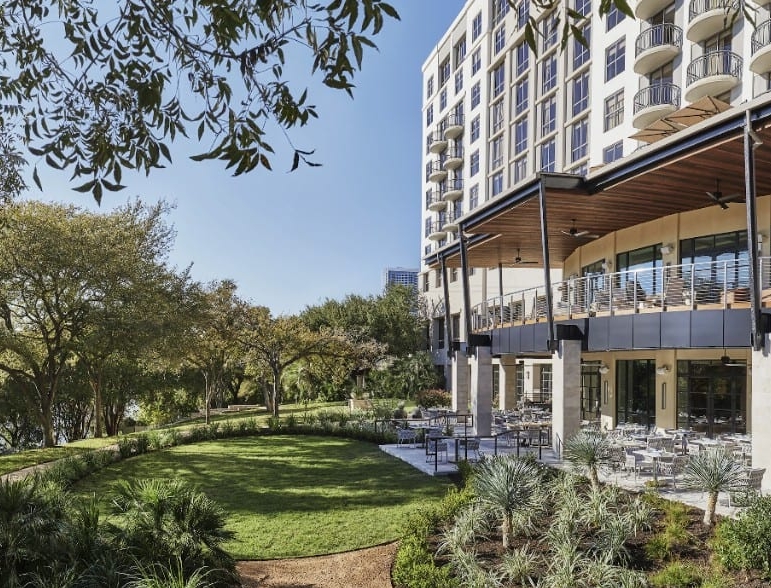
[442,212,461,233]
[687,0,740,43]
[750,20,771,74]
[684,50,742,102]
[428,160,448,183]
[444,179,464,202]
[444,114,464,140]
[635,0,674,21]
[427,220,447,241]
[634,24,683,75]
[632,83,681,129]
[427,126,448,154]
[425,189,447,212]
[443,146,463,171]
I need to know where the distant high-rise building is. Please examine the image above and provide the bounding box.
[383,267,419,290]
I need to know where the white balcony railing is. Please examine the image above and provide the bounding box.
[471,257,771,331]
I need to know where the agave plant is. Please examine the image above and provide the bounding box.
[472,456,543,549]
[562,430,612,491]
[683,448,744,526]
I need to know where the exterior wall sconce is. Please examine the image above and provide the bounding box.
[656,365,671,375]
[660,244,673,255]
[601,260,612,272]
[661,382,667,409]
[603,380,609,404]
[598,363,610,375]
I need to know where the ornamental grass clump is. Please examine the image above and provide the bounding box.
[562,430,612,491]
[682,448,744,526]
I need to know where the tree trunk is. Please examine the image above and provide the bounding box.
[704,491,718,526]
[40,398,55,447]
[589,466,600,491]
[91,371,104,438]
[502,515,512,549]
[272,368,281,418]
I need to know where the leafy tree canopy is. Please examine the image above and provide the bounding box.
[0,0,399,202]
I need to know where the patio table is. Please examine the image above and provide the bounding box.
[634,449,676,486]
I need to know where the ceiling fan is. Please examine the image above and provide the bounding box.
[561,219,598,239]
[720,354,745,368]
[513,248,538,265]
[706,179,742,210]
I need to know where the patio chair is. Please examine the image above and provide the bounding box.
[396,428,417,448]
[425,437,448,463]
[728,468,766,507]
[458,438,482,461]
[658,455,689,489]
[625,449,656,480]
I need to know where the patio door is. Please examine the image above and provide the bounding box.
[580,364,601,421]
[676,360,747,437]
[616,359,656,428]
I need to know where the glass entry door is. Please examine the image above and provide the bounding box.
[676,361,746,436]
[580,364,601,421]
[616,359,656,428]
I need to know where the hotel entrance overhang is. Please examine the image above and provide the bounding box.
[424,95,771,488]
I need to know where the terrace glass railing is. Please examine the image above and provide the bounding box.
[471,257,771,331]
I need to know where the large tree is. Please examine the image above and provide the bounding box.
[0,200,184,445]
[0,0,398,202]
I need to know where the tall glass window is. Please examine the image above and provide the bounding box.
[542,54,557,93]
[573,24,591,70]
[472,11,483,41]
[616,359,656,428]
[515,43,529,77]
[676,360,747,436]
[680,230,749,297]
[616,244,663,298]
[605,38,626,81]
[581,364,601,421]
[514,79,528,114]
[540,139,556,172]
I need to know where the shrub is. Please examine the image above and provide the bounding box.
[415,389,451,408]
[645,501,693,561]
[710,495,771,578]
[392,534,457,588]
[118,436,137,458]
[135,433,150,455]
[147,431,164,451]
[649,561,703,588]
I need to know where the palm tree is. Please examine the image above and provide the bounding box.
[108,479,237,585]
[562,430,612,491]
[682,448,744,526]
[472,456,543,549]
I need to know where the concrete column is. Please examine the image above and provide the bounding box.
[551,339,582,453]
[499,355,518,410]
[470,346,493,435]
[751,332,771,491]
[451,350,469,413]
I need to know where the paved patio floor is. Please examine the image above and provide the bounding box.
[380,439,745,519]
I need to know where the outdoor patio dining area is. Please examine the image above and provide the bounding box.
[380,421,763,519]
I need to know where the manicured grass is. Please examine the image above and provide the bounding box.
[72,434,451,560]
[0,447,93,476]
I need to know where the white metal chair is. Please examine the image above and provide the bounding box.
[728,468,765,507]
[396,428,417,448]
[425,438,448,463]
[658,455,689,489]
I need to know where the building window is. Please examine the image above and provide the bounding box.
[426,105,433,127]
[494,24,506,54]
[469,184,479,209]
[471,115,481,142]
[424,217,432,238]
[573,24,591,70]
[455,70,463,94]
[606,4,626,30]
[492,63,505,97]
[542,13,558,52]
[454,36,467,67]
[425,162,432,182]
[493,0,510,24]
[514,78,528,114]
[517,0,530,29]
[574,0,591,17]
[471,48,482,75]
[604,89,624,131]
[426,75,434,99]
[450,267,458,282]
[435,316,445,349]
[422,273,430,292]
[515,42,529,77]
[491,100,504,133]
[440,88,447,110]
[513,118,528,154]
[440,57,451,86]
[492,171,504,196]
[538,364,553,403]
[541,53,557,93]
[471,81,481,108]
[470,150,480,175]
[572,71,589,116]
[603,141,623,163]
[540,96,557,136]
[425,189,432,209]
[605,38,625,81]
[513,156,528,183]
[540,139,556,171]
[472,11,483,41]
[491,135,504,169]
[570,118,588,162]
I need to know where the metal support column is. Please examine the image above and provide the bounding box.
[441,256,453,358]
[538,179,557,352]
[744,111,763,350]
[459,226,473,350]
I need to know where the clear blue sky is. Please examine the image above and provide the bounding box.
[27,1,466,315]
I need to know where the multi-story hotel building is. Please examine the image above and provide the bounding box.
[420,0,771,487]
[383,267,419,290]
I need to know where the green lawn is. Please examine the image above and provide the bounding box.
[71,435,451,560]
